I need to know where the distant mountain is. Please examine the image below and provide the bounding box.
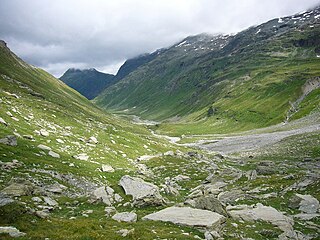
[95,6,320,132]
[60,68,115,99]
[114,49,165,81]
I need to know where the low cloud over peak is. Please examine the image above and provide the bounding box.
[0,0,319,77]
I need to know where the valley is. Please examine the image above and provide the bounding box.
[0,5,319,240]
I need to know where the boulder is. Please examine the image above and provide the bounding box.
[142,206,225,229]
[0,117,7,126]
[87,136,98,144]
[105,206,117,217]
[37,144,52,151]
[289,194,319,214]
[193,196,228,217]
[48,150,60,158]
[112,212,137,222]
[119,175,164,206]
[0,226,26,238]
[101,164,115,173]
[0,135,17,146]
[91,186,121,206]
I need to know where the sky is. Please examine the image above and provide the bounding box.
[0,0,319,77]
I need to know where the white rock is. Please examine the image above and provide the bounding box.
[116,229,134,237]
[142,207,225,228]
[32,197,43,203]
[112,212,137,222]
[101,164,115,172]
[40,129,49,137]
[0,226,26,237]
[38,144,51,151]
[0,117,7,126]
[48,150,60,158]
[43,197,58,206]
[56,139,65,144]
[73,153,89,161]
[87,136,98,144]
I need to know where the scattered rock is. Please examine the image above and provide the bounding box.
[0,226,26,238]
[119,175,164,206]
[1,179,34,196]
[112,212,137,223]
[35,210,50,219]
[91,186,122,206]
[289,194,319,214]
[73,153,89,161]
[116,228,135,237]
[40,129,49,137]
[105,206,117,217]
[0,160,22,170]
[0,135,17,146]
[256,161,276,175]
[87,136,98,144]
[23,135,34,140]
[48,150,60,158]
[245,170,257,180]
[173,175,190,182]
[101,164,115,173]
[142,206,225,229]
[43,196,58,207]
[38,144,52,151]
[0,193,14,206]
[218,190,244,204]
[0,117,7,126]
[32,197,43,203]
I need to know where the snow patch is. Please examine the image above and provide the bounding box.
[256,29,261,34]
[177,41,187,47]
[278,18,283,23]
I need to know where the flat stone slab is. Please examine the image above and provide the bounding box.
[142,206,225,228]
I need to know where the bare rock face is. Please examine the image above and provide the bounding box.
[142,206,225,229]
[119,175,164,206]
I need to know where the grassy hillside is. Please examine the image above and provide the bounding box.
[95,7,320,135]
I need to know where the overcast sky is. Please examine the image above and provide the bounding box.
[0,0,319,77]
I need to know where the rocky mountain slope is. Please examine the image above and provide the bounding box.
[60,68,116,99]
[95,6,320,135]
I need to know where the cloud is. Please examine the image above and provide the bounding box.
[0,0,319,77]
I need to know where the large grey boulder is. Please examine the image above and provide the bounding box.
[227,203,295,237]
[289,194,319,214]
[73,153,89,161]
[0,135,17,146]
[193,196,228,217]
[112,212,137,222]
[142,207,225,229]
[119,175,164,206]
